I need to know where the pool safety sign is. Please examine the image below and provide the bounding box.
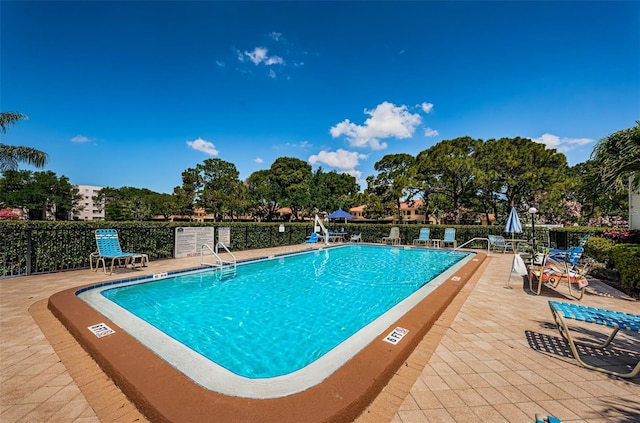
[383,327,409,345]
[88,323,115,338]
[174,227,215,258]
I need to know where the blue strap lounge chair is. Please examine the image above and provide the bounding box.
[442,228,457,248]
[535,415,562,423]
[412,227,431,246]
[548,301,640,379]
[549,234,589,267]
[91,229,142,275]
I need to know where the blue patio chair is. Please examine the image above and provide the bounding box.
[412,228,431,246]
[91,229,142,275]
[489,235,512,253]
[442,228,457,248]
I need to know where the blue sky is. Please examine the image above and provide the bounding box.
[2,1,639,194]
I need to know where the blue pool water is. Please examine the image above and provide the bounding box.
[97,245,468,380]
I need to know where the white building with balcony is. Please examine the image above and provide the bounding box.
[73,185,105,220]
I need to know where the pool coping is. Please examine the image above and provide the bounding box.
[48,249,487,423]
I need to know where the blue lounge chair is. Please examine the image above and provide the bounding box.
[91,229,142,275]
[548,301,640,379]
[535,415,562,423]
[412,228,431,246]
[442,228,457,248]
[549,234,589,267]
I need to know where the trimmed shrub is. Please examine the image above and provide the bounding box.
[609,244,640,291]
[584,236,615,266]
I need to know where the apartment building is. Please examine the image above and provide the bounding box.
[73,185,105,220]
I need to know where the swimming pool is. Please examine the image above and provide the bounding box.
[49,243,486,422]
[77,244,471,398]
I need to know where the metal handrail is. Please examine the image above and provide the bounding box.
[454,237,490,253]
[201,243,236,271]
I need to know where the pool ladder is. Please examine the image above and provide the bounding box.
[201,242,237,280]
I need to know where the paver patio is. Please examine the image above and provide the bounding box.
[1,246,638,422]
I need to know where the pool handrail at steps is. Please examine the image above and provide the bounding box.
[201,243,237,276]
[454,237,490,253]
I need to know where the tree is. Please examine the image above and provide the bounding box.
[476,137,568,220]
[416,137,481,224]
[366,153,416,222]
[0,170,80,220]
[310,168,359,213]
[570,161,628,225]
[591,122,640,191]
[269,157,313,221]
[0,112,48,171]
[246,169,280,221]
[176,158,245,221]
[94,186,168,221]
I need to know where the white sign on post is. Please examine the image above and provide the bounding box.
[174,227,215,258]
[218,227,231,249]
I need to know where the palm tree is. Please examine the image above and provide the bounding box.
[591,122,640,191]
[0,112,48,171]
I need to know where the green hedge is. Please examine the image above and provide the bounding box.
[583,236,615,266]
[0,221,597,277]
[609,244,640,291]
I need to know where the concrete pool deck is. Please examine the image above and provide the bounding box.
[1,245,638,422]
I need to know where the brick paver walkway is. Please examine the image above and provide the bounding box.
[1,247,638,422]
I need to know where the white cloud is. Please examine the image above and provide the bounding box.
[330,101,422,150]
[216,60,225,67]
[270,32,283,41]
[254,157,264,164]
[530,133,594,153]
[421,102,434,113]
[268,69,276,78]
[187,138,219,156]
[273,140,312,150]
[424,128,439,137]
[242,47,284,66]
[308,148,367,179]
[70,135,90,143]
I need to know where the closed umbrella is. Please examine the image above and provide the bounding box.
[504,207,524,289]
[504,207,523,238]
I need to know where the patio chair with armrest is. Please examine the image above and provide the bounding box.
[489,235,513,253]
[350,231,362,242]
[91,229,143,275]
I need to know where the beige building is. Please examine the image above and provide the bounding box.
[350,200,436,224]
[73,185,105,221]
